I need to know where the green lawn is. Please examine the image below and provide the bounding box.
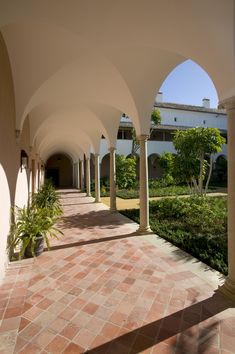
[120,196,228,275]
[94,185,217,199]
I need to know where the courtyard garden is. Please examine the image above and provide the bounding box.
[120,196,227,275]
[118,127,228,274]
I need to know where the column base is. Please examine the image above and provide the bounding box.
[94,199,101,203]
[218,276,235,302]
[110,207,117,212]
[86,193,91,197]
[137,225,153,235]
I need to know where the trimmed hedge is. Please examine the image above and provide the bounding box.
[117,185,192,199]
[120,196,228,275]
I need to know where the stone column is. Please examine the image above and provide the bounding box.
[95,153,101,203]
[109,147,116,211]
[37,162,40,190]
[72,164,75,188]
[41,166,45,186]
[31,159,36,194]
[219,96,235,301]
[75,162,80,189]
[138,134,151,234]
[86,157,91,197]
[80,159,84,191]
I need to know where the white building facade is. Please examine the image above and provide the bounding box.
[100,94,227,178]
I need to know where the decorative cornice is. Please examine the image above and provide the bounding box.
[155,102,226,115]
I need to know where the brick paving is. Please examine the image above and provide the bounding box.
[0,190,234,353]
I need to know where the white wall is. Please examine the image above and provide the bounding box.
[159,107,227,130]
[0,165,11,283]
[14,168,29,208]
[101,137,226,162]
[0,33,31,283]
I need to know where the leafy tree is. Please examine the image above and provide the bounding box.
[116,154,137,189]
[159,152,175,178]
[131,109,162,155]
[173,127,225,195]
[151,108,161,126]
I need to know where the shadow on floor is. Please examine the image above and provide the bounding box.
[85,292,234,353]
[57,190,81,194]
[45,232,141,251]
[171,248,226,281]
[62,202,95,206]
[59,209,133,230]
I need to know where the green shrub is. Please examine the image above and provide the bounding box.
[116,155,136,189]
[121,196,228,274]
[117,185,192,199]
[32,180,62,218]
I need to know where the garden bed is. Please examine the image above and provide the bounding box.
[117,185,192,199]
[120,196,228,275]
[94,185,217,199]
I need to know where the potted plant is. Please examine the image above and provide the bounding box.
[9,181,63,259]
[9,204,63,259]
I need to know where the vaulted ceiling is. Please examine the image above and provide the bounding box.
[0,0,234,162]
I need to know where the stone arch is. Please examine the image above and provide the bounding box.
[45,153,73,188]
[100,153,110,181]
[159,59,219,108]
[148,153,163,179]
[214,154,227,183]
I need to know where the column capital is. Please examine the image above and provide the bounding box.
[137,134,149,141]
[86,156,90,161]
[219,96,235,111]
[94,153,100,157]
[109,147,116,153]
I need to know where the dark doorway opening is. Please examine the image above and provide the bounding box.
[46,168,59,187]
[45,153,73,188]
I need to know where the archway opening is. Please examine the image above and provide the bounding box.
[14,167,29,208]
[159,59,219,107]
[101,153,110,180]
[148,154,163,179]
[45,153,73,188]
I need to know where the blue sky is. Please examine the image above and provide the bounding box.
[160,60,219,108]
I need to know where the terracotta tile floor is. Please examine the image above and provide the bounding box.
[0,190,235,354]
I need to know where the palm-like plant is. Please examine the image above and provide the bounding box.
[10,205,63,259]
[9,181,63,259]
[32,180,62,218]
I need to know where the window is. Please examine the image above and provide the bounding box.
[117,130,123,139]
[150,130,164,141]
[123,129,132,140]
[164,132,173,141]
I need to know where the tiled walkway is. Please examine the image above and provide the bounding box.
[0,190,235,354]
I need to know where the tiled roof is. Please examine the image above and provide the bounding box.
[119,121,227,133]
[155,102,226,115]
